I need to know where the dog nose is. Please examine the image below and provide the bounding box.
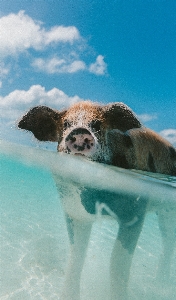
[65,128,95,154]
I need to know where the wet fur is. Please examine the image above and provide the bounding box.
[18,101,176,175]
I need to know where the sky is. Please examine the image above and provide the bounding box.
[0,0,176,148]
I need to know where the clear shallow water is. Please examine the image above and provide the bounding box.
[0,141,176,300]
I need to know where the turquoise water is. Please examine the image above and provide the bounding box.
[0,141,176,300]
[0,156,68,299]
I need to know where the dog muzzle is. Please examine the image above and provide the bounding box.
[63,128,96,156]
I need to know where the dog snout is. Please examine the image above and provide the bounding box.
[65,128,95,154]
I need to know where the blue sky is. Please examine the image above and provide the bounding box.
[0,0,176,147]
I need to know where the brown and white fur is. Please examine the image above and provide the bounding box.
[18,101,176,300]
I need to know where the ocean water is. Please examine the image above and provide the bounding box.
[0,141,176,300]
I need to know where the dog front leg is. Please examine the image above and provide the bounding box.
[110,217,145,300]
[61,216,92,300]
[157,209,176,282]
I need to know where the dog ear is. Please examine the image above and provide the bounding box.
[18,106,64,141]
[103,102,141,131]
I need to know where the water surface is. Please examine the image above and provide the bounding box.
[0,141,176,299]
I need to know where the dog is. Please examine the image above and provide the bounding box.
[18,101,176,300]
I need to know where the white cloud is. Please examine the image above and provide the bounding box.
[32,57,86,74]
[44,25,80,44]
[0,11,107,77]
[32,58,66,73]
[89,55,107,75]
[160,129,176,146]
[0,62,10,78]
[0,62,10,86]
[0,85,84,120]
[65,60,86,73]
[32,55,107,75]
[0,11,80,57]
[138,113,157,123]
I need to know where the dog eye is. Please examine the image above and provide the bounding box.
[89,120,101,132]
[63,120,71,130]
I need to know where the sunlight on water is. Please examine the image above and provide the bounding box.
[0,141,176,300]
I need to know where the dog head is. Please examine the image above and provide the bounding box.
[18,101,141,163]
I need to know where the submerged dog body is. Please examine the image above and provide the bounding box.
[18,101,176,300]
